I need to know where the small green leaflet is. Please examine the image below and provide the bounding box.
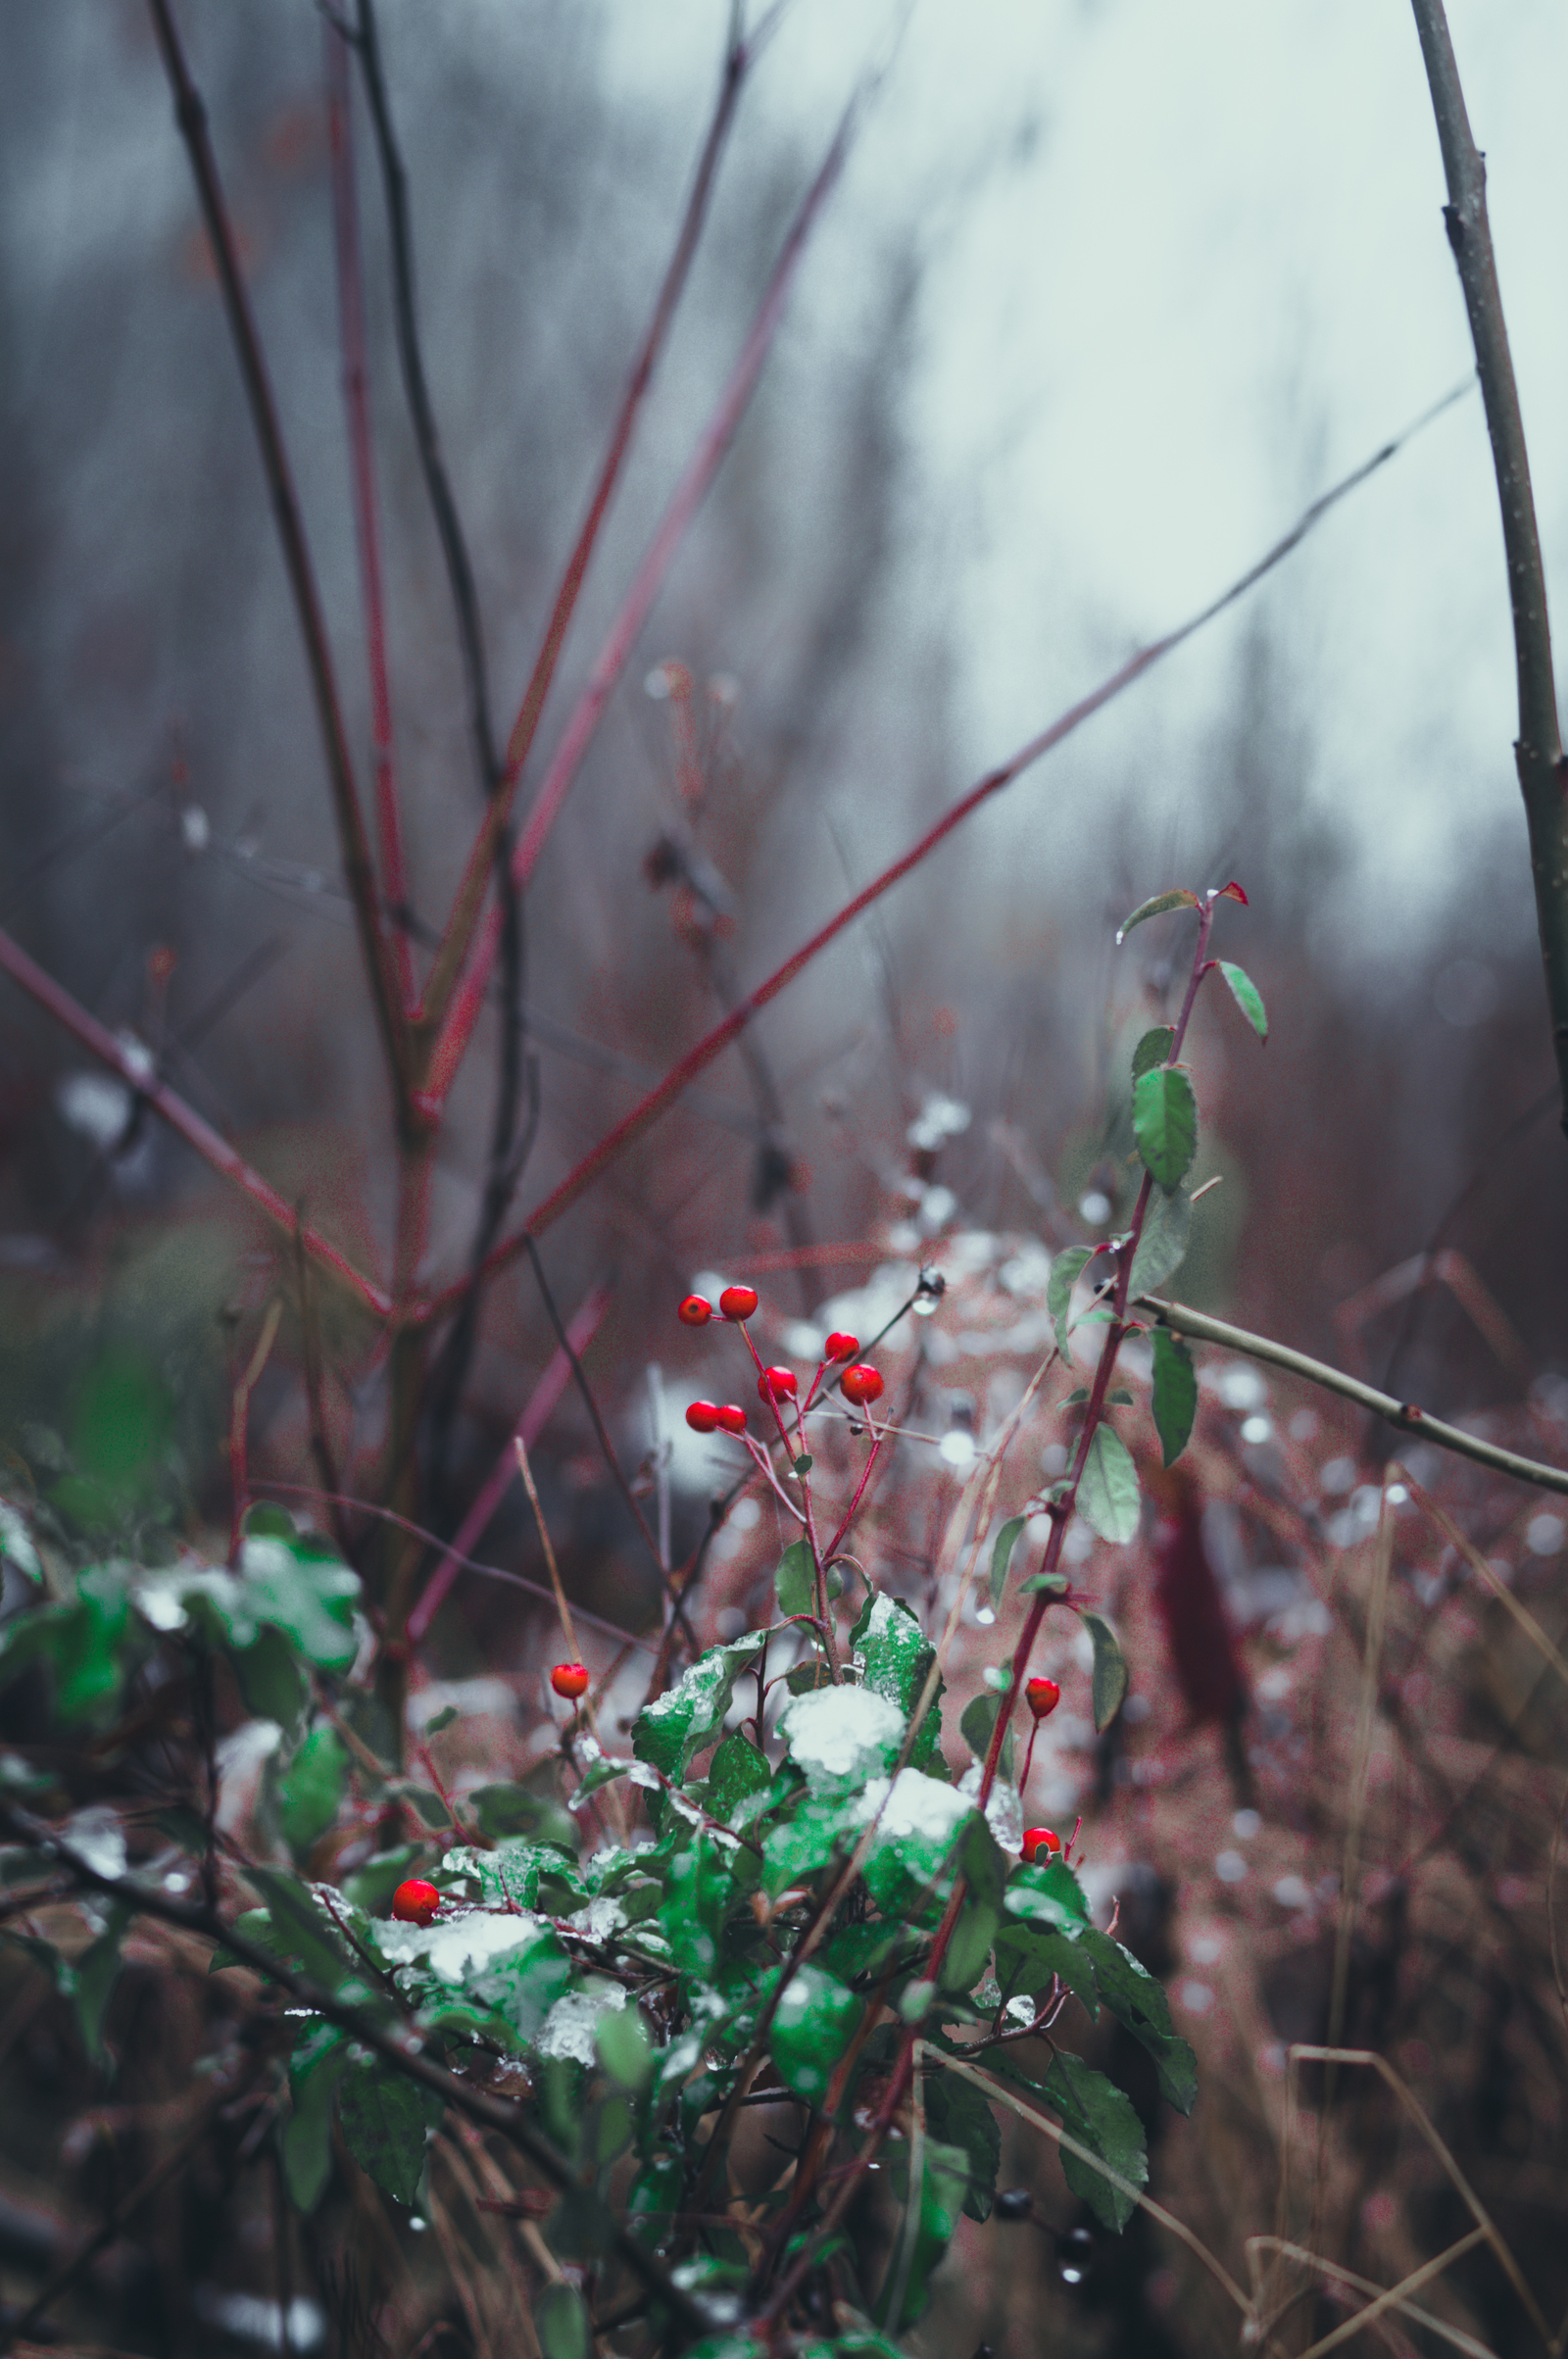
[1075,1426,1140,1547]
[1043,2050,1148,2231]
[770,1962,862,2106]
[535,2284,592,2359]
[1115,887,1200,945]
[775,1540,814,1620]
[1076,1607,1129,1730]
[1131,1025,1175,1080]
[1151,1327,1198,1466]
[989,1516,1027,1607]
[337,2062,443,2207]
[1132,1066,1198,1193]
[1076,1925,1199,2112]
[1127,1184,1191,1298]
[633,1631,766,1781]
[277,1726,348,1857]
[880,2133,971,2328]
[1217,958,1268,1044]
[1048,1247,1093,1361]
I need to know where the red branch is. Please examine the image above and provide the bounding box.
[414,386,1468,1319]
[414,15,770,1043]
[0,924,392,1322]
[144,0,408,1106]
[324,16,414,1011]
[416,99,861,1110]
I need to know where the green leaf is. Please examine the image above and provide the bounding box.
[924,2067,1002,2222]
[1047,1248,1094,1362]
[467,1783,577,1850]
[771,1962,862,2107]
[855,1593,944,1771]
[1132,1065,1198,1192]
[1151,1328,1197,1467]
[337,2061,443,2206]
[958,1692,1013,1786]
[935,1893,999,1993]
[421,1703,459,1735]
[880,2132,970,2327]
[1076,1427,1140,1547]
[283,2021,350,2212]
[1217,958,1268,1044]
[762,1795,857,1896]
[1128,1184,1191,1298]
[244,1503,298,1543]
[535,2282,592,2359]
[596,2006,652,2091]
[1077,1927,1198,2113]
[439,1839,581,1912]
[1044,2050,1147,2230]
[775,1540,814,1621]
[245,1869,354,1992]
[230,1627,309,1738]
[993,1919,1101,2018]
[1077,1608,1130,1731]
[74,1902,129,2062]
[633,1633,766,1783]
[658,1831,737,1976]
[1005,1855,1091,1927]
[707,1731,772,1826]
[1116,887,1200,944]
[277,1727,349,1859]
[237,1536,361,1672]
[989,1517,1027,1608]
[1131,1025,1175,1080]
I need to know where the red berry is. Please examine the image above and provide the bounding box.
[840,1364,884,1406]
[719,1285,759,1321]
[715,1403,748,1435]
[678,1294,712,1326]
[758,1366,798,1402]
[685,1401,720,1433]
[1025,1677,1061,1720]
[825,1331,859,1362]
[551,1661,590,1699]
[1021,1827,1061,1865]
[391,1878,441,1927]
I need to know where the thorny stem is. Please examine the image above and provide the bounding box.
[440,387,1470,1299]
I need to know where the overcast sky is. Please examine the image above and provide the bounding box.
[602,1,1568,949]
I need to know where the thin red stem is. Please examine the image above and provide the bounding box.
[406,1278,612,1646]
[0,922,391,1320]
[144,0,408,1110]
[413,18,767,1041]
[414,393,1466,1314]
[324,16,414,1011]
[416,100,860,1107]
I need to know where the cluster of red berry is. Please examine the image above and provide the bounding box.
[677,1282,885,1437]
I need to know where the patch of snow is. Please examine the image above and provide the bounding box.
[538,1983,627,2065]
[780,1687,904,1788]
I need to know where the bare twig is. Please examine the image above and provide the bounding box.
[406,1278,612,1646]
[0,921,392,1319]
[428,384,1472,1288]
[1409,2,1568,1132]
[415,9,770,1040]
[418,93,866,1110]
[1141,1294,1568,1496]
[324,13,415,1010]
[143,0,408,1106]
